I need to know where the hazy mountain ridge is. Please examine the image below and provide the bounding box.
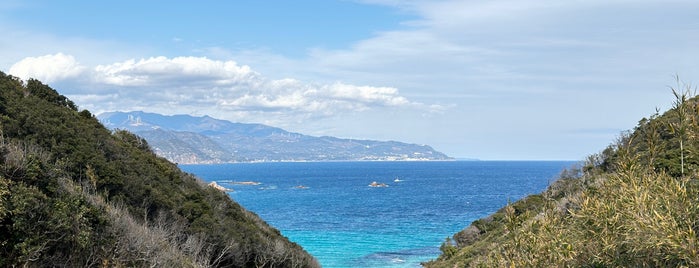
[98,111,452,164]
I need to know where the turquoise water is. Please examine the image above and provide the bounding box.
[181,161,573,267]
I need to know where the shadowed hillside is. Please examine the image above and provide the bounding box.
[426,79,699,267]
[0,72,319,267]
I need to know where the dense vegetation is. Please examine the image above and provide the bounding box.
[426,79,699,267]
[0,72,319,267]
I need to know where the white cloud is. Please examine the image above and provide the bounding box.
[9,53,85,83]
[92,56,258,87]
[216,81,414,114]
[325,83,409,106]
[9,55,434,126]
[307,1,699,87]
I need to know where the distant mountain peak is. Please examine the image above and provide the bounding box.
[98,111,452,164]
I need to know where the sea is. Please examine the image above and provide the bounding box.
[180,160,574,268]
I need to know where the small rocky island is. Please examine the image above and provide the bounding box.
[368,181,389,187]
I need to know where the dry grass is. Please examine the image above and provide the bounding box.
[471,167,699,267]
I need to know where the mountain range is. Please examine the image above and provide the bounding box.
[97,111,452,164]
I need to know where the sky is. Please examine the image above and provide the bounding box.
[2,0,699,160]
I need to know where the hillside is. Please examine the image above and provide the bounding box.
[426,83,699,267]
[0,72,318,267]
[98,111,452,164]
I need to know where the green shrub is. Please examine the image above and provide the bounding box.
[0,72,319,267]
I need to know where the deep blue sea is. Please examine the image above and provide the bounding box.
[180,161,574,268]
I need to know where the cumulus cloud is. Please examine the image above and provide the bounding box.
[326,83,409,106]
[93,56,258,87]
[9,53,85,83]
[8,55,431,125]
[216,80,413,114]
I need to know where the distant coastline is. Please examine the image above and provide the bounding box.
[177,158,459,165]
[177,159,583,166]
[454,158,481,161]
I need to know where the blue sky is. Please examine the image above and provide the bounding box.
[2,0,699,160]
[3,1,412,57]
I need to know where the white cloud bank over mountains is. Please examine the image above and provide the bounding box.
[9,53,431,125]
